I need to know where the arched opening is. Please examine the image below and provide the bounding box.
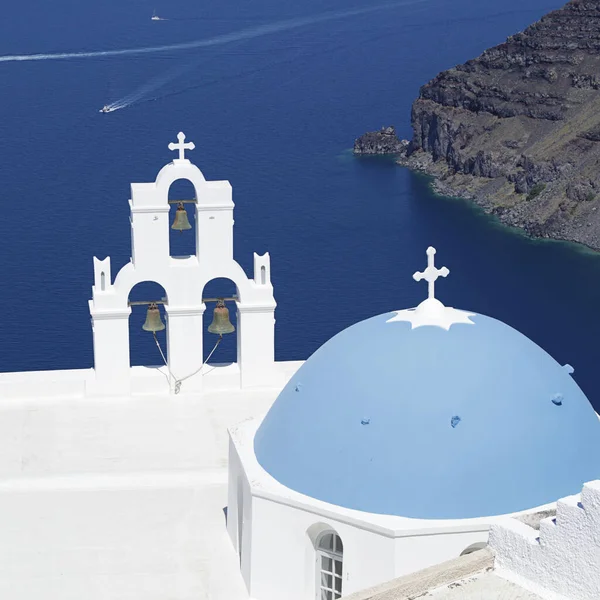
[168,179,196,258]
[315,531,343,600]
[260,265,266,285]
[202,277,239,365]
[460,542,488,556]
[100,271,106,291]
[128,281,168,367]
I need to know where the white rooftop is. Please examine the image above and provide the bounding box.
[0,362,301,599]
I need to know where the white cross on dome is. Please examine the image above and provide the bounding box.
[387,246,474,330]
[413,246,449,301]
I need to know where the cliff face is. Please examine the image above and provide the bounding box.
[403,0,600,249]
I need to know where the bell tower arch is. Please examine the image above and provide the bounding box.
[88,132,277,396]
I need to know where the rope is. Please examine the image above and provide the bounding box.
[174,335,222,394]
[152,332,223,395]
[153,332,171,382]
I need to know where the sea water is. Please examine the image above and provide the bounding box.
[4,0,595,407]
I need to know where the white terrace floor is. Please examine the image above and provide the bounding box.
[0,362,302,600]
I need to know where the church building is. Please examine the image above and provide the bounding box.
[227,251,600,599]
[0,133,598,600]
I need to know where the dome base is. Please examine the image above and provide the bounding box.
[387,298,475,330]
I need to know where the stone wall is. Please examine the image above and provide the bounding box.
[490,480,600,600]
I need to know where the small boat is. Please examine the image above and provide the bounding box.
[99,105,112,113]
[151,10,161,21]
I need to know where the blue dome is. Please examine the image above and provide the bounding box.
[255,312,600,519]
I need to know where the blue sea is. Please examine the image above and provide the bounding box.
[4,0,598,405]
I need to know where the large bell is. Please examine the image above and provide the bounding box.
[171,202,192,231]
[208,299,235,335]
[142,302,166,332]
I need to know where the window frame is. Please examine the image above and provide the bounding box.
[315,531,343,600]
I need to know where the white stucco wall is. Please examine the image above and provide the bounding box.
[228,425,489,600]
[249,496,396,600]
[244,499,490,600]
[490,480,600,600]
[228,418,526,600]
[393,530,489,578]
[227,435,254,587]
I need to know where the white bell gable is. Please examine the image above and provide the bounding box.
[88,132,277,396]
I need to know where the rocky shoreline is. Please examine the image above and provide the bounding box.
[396,148,600,249]
[354,0,600,252]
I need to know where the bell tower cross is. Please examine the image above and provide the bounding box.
[168,132,195,162]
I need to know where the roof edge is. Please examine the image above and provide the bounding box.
[340,548,494,600]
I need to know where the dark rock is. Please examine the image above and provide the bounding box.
[567,180,596,201]
[353,126,408,155]
[580,124,600,141]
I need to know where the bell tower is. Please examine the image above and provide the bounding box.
[88,132,277,396]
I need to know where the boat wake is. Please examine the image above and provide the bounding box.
[100,9,409,113]
[104,45,303,112]
[0,1,425,63]
[98,51,219,112]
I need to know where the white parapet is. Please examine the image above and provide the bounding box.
[490,480,600,600]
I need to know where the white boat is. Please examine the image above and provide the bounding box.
[99,105,112,113]
[151,10,161,21]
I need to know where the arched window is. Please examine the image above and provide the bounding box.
[316,532,343,600]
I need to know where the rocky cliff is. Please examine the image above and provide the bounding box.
[354,126,407,155]
[400,0,600,249]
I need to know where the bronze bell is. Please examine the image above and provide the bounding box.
[171,202,192,231]
[208,299,235,335]
[142,302,166,332]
